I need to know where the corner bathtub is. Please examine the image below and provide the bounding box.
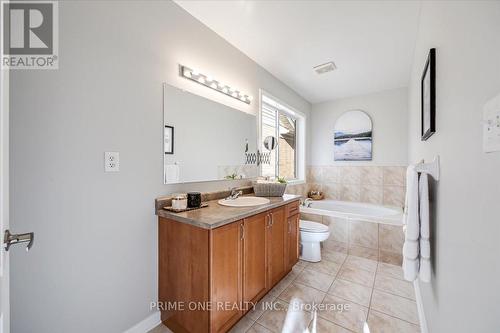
[300,200,403,225]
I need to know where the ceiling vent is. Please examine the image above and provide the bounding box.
[313,61,337,74]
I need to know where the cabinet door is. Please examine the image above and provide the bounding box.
[286,214,300,271]
[210,221,243,333]
[267,207,287,287]
[242,212,268,308]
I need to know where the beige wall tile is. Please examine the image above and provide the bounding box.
[323,216,348,243]
[379,250,403,266]
[379,224,404,253]
[349,221,378,249]
[322,183,341,200]
[348,245,379,261]
[322,166,341,183]
[360,184,383,204]
[307,182,323,193]
[300,213,323,222]
[307,166,323,183]
[383,186,405,207]
[340,167,362,185]
[361,166,384,185]
[383,166,406,186]
[340,184,361,201]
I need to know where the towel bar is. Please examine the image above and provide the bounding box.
[415,156,440,180]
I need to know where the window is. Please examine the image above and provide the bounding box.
[260,92,305,182]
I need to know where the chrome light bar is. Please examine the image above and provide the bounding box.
[179,65,252,105]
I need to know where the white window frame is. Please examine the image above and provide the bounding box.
[258,89,306,184]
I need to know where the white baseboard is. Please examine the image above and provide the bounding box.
[413,280,429,333]
[124,311,161,333]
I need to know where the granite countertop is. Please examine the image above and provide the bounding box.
[156,194,301,229]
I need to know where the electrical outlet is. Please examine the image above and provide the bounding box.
[104,152,120,172]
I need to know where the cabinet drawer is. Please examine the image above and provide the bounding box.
[287,201,300,217]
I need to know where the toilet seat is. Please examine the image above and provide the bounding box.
[299,220,329,233]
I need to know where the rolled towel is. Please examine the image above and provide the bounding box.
[404,165,420,240]
[419,173,430,239]
[419,257,431,282]
[403,257,419,282]
[403,240,419,260]
[420,239,430,259]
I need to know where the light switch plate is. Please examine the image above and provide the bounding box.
[104,152,120,172]
[483,93,500,153]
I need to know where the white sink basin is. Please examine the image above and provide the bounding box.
[218,197,270,207]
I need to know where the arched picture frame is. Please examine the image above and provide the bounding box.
[334,110,372,161]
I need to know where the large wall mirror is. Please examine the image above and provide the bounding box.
[163,83,258,184]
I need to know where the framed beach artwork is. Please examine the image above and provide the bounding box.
[421,48,436,141]
[334,110,372,161]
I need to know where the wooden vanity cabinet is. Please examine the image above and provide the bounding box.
[158,199,300,333]
[266,206,287,287]
[210,221,243,333]
[285,213,300,271]
[242,212,268,307]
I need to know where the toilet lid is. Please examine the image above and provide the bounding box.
[299,220,329,233]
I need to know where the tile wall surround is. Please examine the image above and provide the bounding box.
[300,213,405,265]
[306,165,407,208]
[286,166,406,265]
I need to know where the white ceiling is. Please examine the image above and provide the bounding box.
[175,0,422,104]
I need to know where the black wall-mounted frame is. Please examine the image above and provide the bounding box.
[164,125,174,154]
[421,48,436,141]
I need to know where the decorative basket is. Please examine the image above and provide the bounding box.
[308,190,324,200]
[253,183,287,197]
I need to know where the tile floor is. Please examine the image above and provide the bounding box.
[149,249,420,333]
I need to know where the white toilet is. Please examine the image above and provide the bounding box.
[299,220,330,262]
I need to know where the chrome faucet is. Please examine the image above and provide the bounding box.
[226,187,243,200]
[301,198,313,208]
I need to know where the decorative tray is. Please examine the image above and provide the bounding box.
[163,203,209,213]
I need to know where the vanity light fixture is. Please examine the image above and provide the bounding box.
[179,65,252,104]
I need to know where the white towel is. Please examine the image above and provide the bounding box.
[403,165,420,281]
[419,173,431,282]
[404,165,420,240]
[165,164,179,183]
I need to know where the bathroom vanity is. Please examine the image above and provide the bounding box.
[156,194,301,333]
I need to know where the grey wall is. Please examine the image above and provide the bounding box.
[310,88,408,166]
[9,1,310,332]
[408,1,500,332]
